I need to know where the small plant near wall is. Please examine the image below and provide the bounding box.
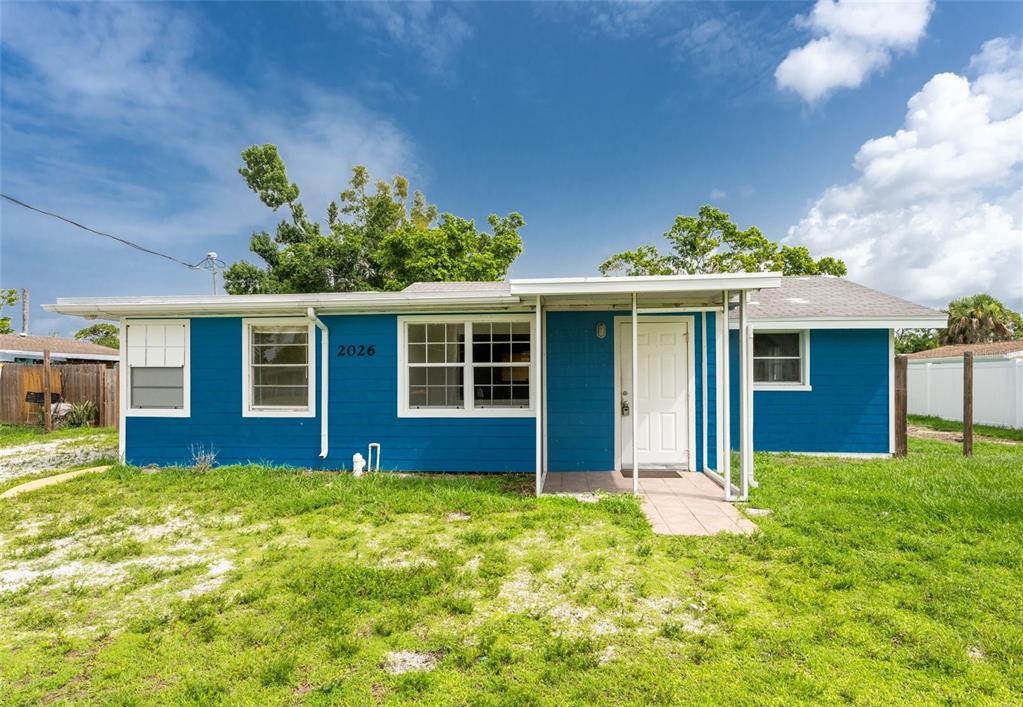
[38,401,98,429]
[63,401,98,428]
[189,444,218,472]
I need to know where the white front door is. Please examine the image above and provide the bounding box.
[619,320,689,468]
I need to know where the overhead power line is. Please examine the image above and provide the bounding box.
[1,192,207,270]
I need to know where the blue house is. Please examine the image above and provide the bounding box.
[46,274,944,499]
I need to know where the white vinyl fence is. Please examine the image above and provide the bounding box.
[908,356,1023,429]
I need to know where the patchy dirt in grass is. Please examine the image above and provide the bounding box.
[383,650,441,674]
[908,425,1021,446]
[493,566,708,639]
[178,558,235,598]
[0,510,230,598]
[0,437,118,484]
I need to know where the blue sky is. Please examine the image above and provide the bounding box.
[1,1,1021,336]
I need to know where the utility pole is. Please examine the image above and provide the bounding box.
[21,288,28,335]
[199,251,224,295]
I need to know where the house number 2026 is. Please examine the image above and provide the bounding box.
[336,344,376,357]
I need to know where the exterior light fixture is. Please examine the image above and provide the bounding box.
[595,321,607,339]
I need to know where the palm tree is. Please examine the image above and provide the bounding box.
[941,294,1019,344]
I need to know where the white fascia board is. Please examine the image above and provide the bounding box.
[731,316,947,330]
[43,293,522,319]
[509,272,782,296]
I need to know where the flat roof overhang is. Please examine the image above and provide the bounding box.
[44,272,782,320]
[510,272,782,296]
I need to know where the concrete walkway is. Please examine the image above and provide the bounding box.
[0,465,111,499]
[544,471,757,536]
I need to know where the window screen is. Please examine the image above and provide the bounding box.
[250,326,310,409]
[126,322,187,411]
[753,332,804,384]
[131,367,184,409]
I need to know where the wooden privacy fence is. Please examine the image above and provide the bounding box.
[0,363,118,428]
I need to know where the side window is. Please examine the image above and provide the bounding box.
[753,331,808,387]
[126,321,188,414]
[242,319,315,417]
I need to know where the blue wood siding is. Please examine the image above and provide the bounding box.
[728,328,891,453]
[705,312,718,471]
[126,313,891,471]
[126,315,534,471]
[545,311,616,470]
[545,311,713,471]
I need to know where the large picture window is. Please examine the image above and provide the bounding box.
[753,330,810,389]
[400,317,533,417]
[243,319,315,417]
[125,320,190,417]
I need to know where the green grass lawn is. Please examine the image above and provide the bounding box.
[1,439,1020,705]
[909,414,1023,443]
[0,423,117,449]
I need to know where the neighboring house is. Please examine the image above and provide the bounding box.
[0,334,119,365]
[907,341,1023,429]
[45,274,945,498]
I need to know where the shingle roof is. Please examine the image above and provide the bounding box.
[747,276,942,321]
[906,341,1023,360]
[0,334,119,357]
[403,281,512,295]
[403,276,943,322]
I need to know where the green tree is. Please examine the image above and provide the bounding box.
[895,328,940,354]
[74,323,120,349]
[599,205,847,277]
[224,146,523,294]
[0,289,18,334]
[941,294,1022,344]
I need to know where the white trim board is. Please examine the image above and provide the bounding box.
[732,317,946,330]
[612,314,697,473]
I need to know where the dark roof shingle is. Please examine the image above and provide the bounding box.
[906,341,1023,359]
[0,334,118,357]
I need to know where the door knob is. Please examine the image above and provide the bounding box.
[621,399,630,416]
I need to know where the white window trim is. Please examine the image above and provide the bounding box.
[242,317,316,418]
[752,329,812,392]
[397,314,536,418]
[124,319,191,418]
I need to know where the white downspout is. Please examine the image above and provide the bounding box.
[307,307,329,459]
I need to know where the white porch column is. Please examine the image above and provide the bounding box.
[631,292,639,495]
[739,290,753,501]
[720,290,731,501]
[535,295,544,497]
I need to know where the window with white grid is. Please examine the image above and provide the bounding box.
[399,318,533,417]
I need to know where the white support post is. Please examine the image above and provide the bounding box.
[720,290,731,501]
[701,313,708,472]
[535,295,544,497]
[739,291,753,501]
[631,292,639,496]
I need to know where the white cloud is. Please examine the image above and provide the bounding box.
[0,3,416,247]
[776,0,934,103]
[787,38,1023,310]
[0,3,417,333]
[709,188,727,200]
[345,2,472,75]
